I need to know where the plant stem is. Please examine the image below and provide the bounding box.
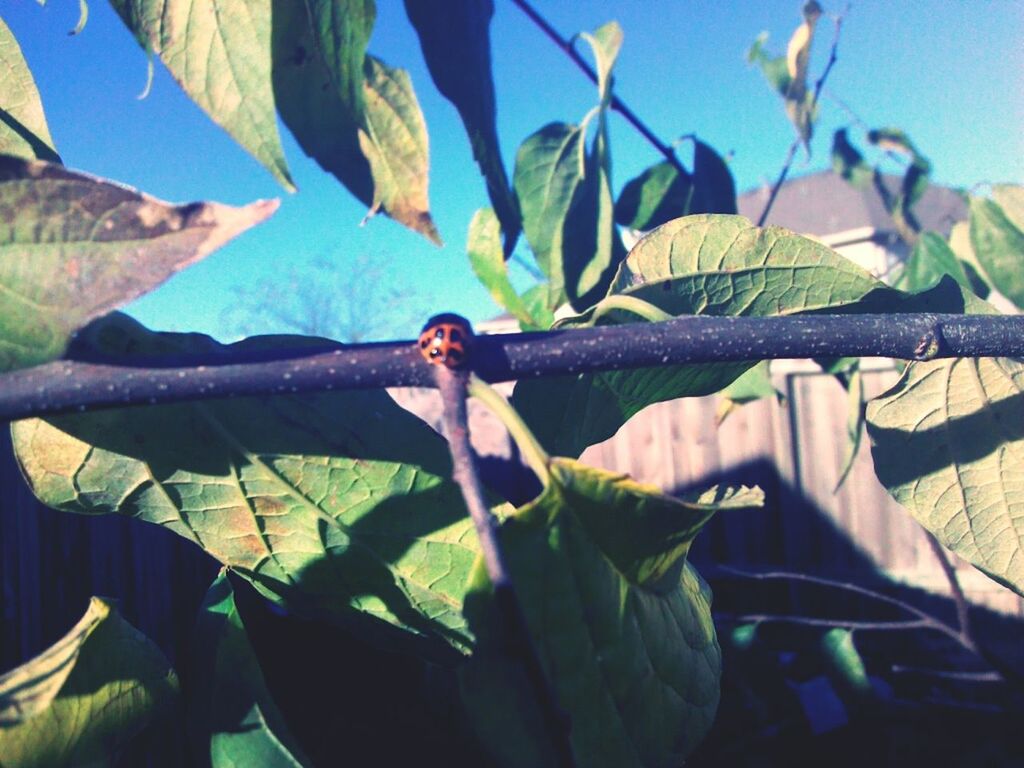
[590,294,675,324]
[5,313,1024,420]
[923,532,973,642]
[510,0,688,177]
[757,9,845,226]
[434,366,575,768]
[467,375,551,487]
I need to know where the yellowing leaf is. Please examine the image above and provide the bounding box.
[0,157,276,372]
[867,355,1024,596]
[0,598,179,767]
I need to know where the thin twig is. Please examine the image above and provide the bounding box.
[923,532,973,642]
[433,366,575,768]
[510,0,688,176]
[715,566,1024,687]
[756,9,845,226]
[4,313,1024,421]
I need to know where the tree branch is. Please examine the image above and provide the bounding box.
[434,366,575,767]
[510,0,689,176]
[2,313,1024,421]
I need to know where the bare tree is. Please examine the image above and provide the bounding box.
[223,252,427,342]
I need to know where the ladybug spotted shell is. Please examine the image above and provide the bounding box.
[418,313,473,368]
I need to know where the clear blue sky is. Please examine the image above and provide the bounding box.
[5,1,1022,340]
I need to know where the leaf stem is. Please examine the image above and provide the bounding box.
[590,294,674,324]
[467,374,551,487]
[434,366,574,767]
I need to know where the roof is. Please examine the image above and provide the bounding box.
[737,170,967,238]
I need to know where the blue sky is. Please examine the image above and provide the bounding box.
[5,1,1022,340]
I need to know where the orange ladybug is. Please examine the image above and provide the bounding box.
[418,313,473,368]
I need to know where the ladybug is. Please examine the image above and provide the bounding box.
[418,313,473,368]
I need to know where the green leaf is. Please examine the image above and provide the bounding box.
[189,573,310,767]
[970,192,1024,309]
[271,0,375,208]
[514,22,626,313]
[898,230,971,293]
[831,129,872,188]
[866,346,1024,597]
[0,597,179,767]
[615,160,693,231]
[12,315,479,652]
[404,0,519,253]
[946,220,991,299]
[358,55,441,244]
[747,32,790,96]
[516,283,555,331]
[110,0,294,190]
[615,141,735,232]
[715,361,780,425]
[782,1,822,149]
[690,139,737,214]
[833,365,864,492]
[820,628,871,697]
[467,207,538,326]
[578,21,623,106]
[513,121,586,309]
[461,460,759,767]
[0,156,277,372]
[514,214,885,457]
[0,17,60,162]
[992,183,1024,233]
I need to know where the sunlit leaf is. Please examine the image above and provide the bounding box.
[404,0,519,253]
[867,316,1024,596]
[467,207,538,327]
[513,121,585,309]
[189,572,310,767]
[747,31,790,96]
[514,214,885,456]
[516,283,555,331]
[0,18,60,162]
[12,315,479,653]
[947,219,991,299]
[0,597,179,767]
[898,230,971,293]
[110,0,294,190]
[578,21,623,106]
[358,55,441,244]
[969,190,1024,309]
[461,460,761,767]
[0,156,276,372]
[992,183,1024,233]
[783,1,822,148]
